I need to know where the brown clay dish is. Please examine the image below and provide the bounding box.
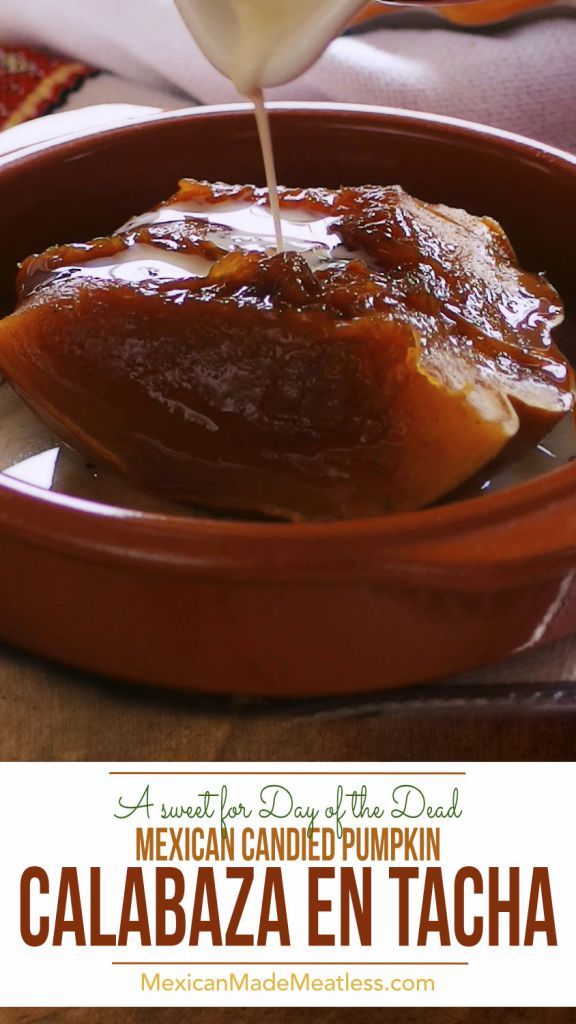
[1,102,576,697]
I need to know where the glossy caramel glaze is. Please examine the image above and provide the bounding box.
[0,181,572,520]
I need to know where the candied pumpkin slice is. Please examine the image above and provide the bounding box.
[0,182,571,521]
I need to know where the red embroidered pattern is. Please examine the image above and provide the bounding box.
[0,46,94,130]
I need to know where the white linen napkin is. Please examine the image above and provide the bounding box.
[1,0,576,151]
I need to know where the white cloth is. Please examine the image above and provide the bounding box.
[1,0,576,151]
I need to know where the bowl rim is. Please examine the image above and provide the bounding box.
[2,100,576,584]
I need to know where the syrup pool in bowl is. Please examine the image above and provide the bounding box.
[2,379,575,517]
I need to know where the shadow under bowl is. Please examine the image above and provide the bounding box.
[1,102,576,697]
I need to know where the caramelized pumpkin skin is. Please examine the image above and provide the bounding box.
[0,182,572,520]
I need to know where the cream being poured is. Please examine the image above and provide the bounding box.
[173,0,368,94]
[172,0,369,251]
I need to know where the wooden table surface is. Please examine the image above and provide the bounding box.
[1,1006,574,1022]
[1,628,576,761]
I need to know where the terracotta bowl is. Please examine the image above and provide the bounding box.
[1,102,576,698]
